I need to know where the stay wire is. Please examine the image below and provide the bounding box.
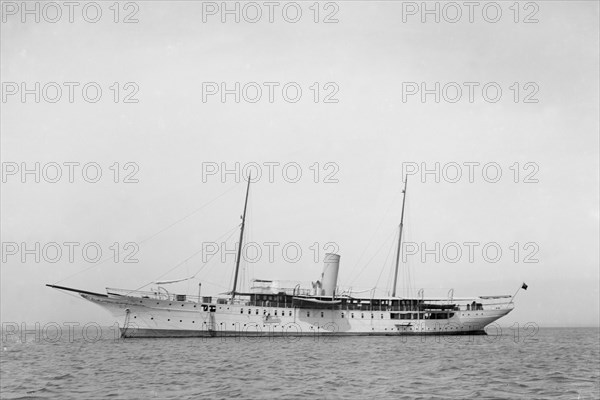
[53,183,239,285]
[132,223,240,292]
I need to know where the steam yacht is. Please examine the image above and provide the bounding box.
[47,178,519,338]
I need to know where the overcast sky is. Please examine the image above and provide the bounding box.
[1,1,598,327]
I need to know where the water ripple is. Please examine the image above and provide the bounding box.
[1,328,599,399]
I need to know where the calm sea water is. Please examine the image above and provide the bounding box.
[1,327,598,399]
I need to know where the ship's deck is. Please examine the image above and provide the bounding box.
[106,287,512,312]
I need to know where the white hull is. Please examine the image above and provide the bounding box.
[82,293,513,338]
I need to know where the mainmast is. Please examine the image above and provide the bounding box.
[391,176,408,298]
[231,174,251,300]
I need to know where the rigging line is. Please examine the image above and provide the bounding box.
[403,233,408,296]
[404,196,414,298]
[404,254,408,297]
[131,224,240,292]
[242,192,253,292]
[200,280,230,291]
[194,225,240,288]
[374,228,398,289]
[134,183,239,245]
[227,255,236,294]
[344,184,404,283]
[53,183,239,285]
[382,231,399,296]
[404,259,410,298]
[248,190,255,286]
[385,248,395,297]
[403,196,407,297]
[348,228,397,286]
[186,263,190,296]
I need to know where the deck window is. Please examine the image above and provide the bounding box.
[321,312,324,318]
[307,311,310,317]
[351,313,354,318]
[256,309,259,315]
[248,309,251,314]
[289,311,292,316]
[240,308,244,314]
[274,310,278,316]
[341,312,345,318]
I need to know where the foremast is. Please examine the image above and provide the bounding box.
[231,174,251,300]
[391,176,408,297]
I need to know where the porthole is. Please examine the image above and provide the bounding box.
[168,319,170,321]
[180,320,182,322]
[133,316,137,319]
